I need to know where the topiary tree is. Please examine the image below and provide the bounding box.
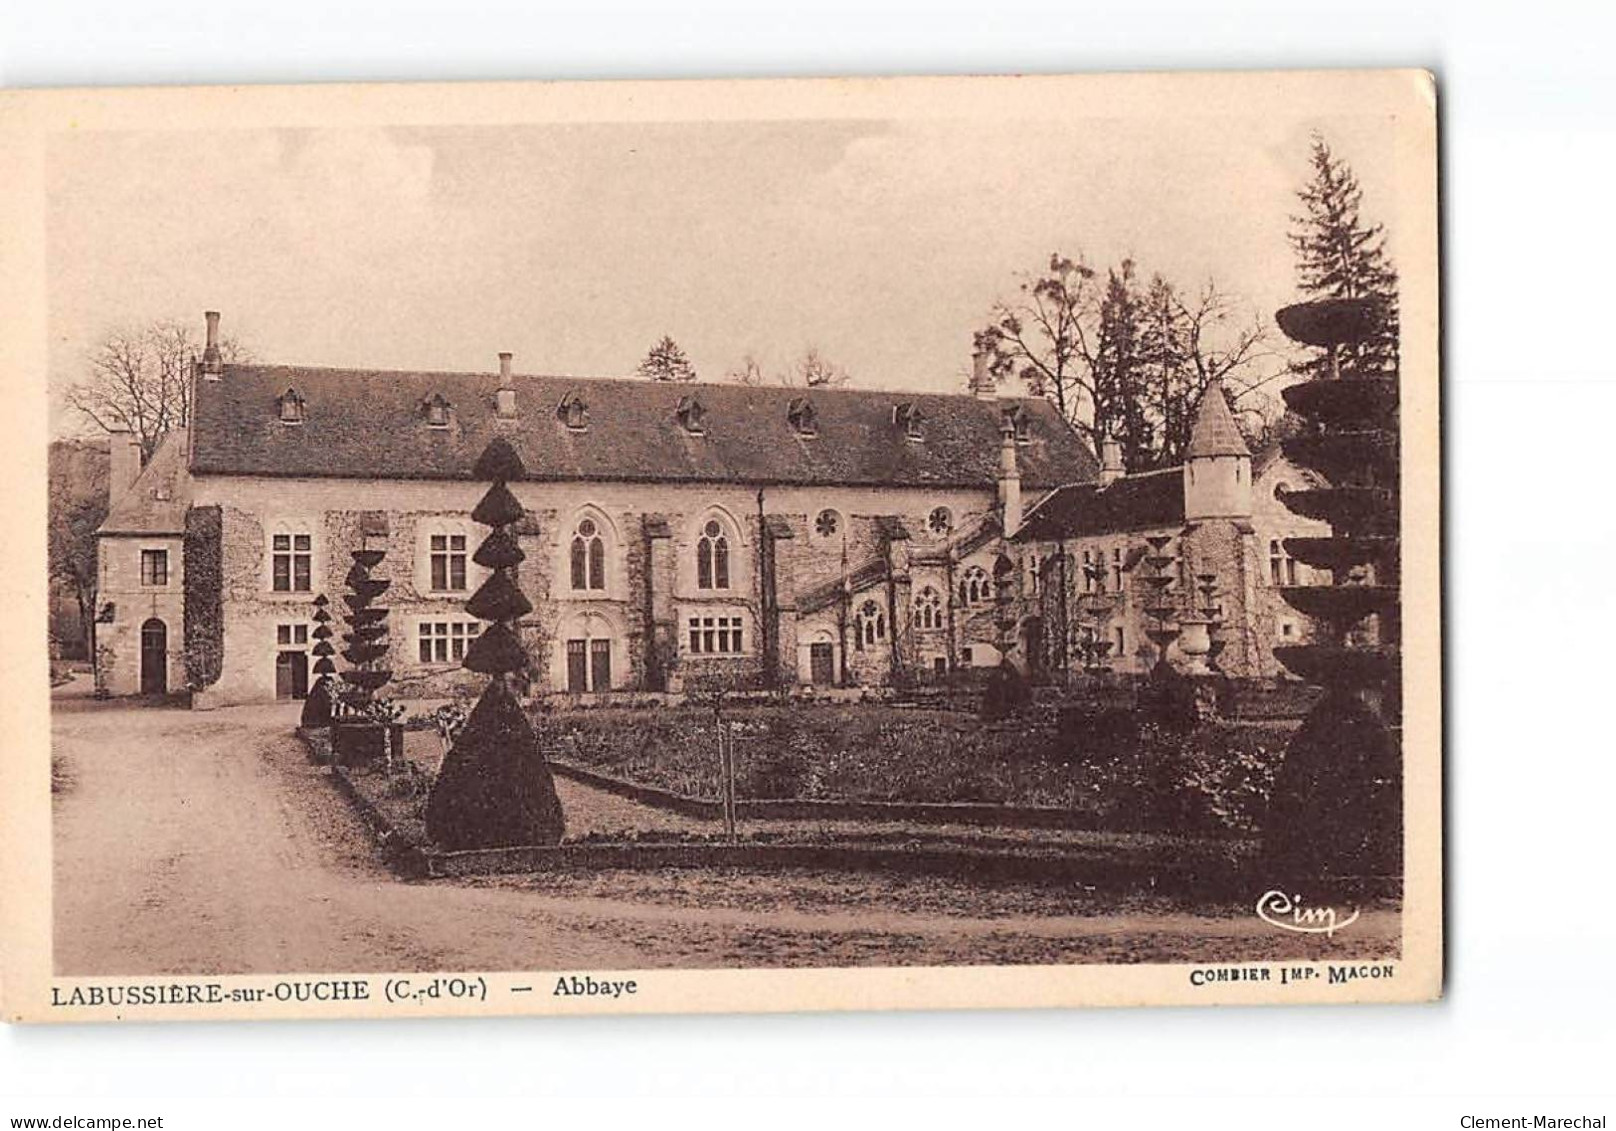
[300,593,336,728]
[338,550,392,715]
[424,438,565,849]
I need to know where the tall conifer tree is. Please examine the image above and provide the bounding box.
[1289,134,1400,378]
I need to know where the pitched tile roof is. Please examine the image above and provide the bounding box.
[1185,378,1251,459]
[1011,466,1185,542]
[98,429,192,536]
[190,365,1097,490]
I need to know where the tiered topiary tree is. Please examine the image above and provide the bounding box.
[339,550,392,712]
[424,438,565,849]
[1265,297,1401,880]
[299,593,336,728]
[333,543,396,765]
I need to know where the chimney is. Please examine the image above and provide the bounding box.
[998,420,1022,534]
[200,310,223,379]
[108,427,141,508]
[970,348,997,399]
[495,352,517,419]
[1098,432,1126,487]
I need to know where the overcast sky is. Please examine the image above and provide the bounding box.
[46,112,1398,436]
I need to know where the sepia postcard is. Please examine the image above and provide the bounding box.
[0,69,1441,1023]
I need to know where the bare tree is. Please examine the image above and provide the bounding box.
[1141,275,1281,464]
[976,253,1101,435]
[725,346,853,389]
[979,252,1279,468]
[785,345,851,389]
[726,352,768,387]
[68,319,249,462]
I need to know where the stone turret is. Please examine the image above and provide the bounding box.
[1182,377,1252,522]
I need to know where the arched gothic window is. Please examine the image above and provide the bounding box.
[913,586,942,630]
[958,565,989,607]
[696,518,730,590]
[857,600,886,649]
[571,517,606,591]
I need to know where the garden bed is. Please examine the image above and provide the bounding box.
[321,758,1267,893]
[306,726,1299,894]
[532,703,1294,834]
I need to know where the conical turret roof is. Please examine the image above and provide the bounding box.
[1185,378,1250,460]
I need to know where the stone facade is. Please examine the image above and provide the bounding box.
[94,533,186,696]
[183,473,1021,704]
[99,442,1325,701]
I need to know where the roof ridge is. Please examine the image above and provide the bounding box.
[228,362,1056,404]
[1104,464,1182,484]
[194,365,1098,486]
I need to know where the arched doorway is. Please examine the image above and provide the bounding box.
[800,628,839,687]
[140,618,168,695]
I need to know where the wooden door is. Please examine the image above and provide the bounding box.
[810,642,835,686]
[140,619,167,695]
[566,639,588,693]
[589,638,611,692]
[289,652,310,697]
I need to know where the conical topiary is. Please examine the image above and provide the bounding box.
[301,593,336,728]
[425,438,565,849]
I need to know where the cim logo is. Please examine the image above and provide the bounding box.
[1255,889,1361,937]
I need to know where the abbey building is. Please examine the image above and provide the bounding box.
[94,312,1324,703]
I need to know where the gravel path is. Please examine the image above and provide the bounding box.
[51,682,1400,975]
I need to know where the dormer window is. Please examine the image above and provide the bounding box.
[422,392,452,429]
[676,395,707,435]
[787,396,818,437]
[894,402,924,442]
[1002,404,1031,444]
[277,388,306,425]
[557,391,589,432]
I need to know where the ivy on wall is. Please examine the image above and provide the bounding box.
[184,505,223,690]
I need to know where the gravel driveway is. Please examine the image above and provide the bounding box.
[51,680,1400,975]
